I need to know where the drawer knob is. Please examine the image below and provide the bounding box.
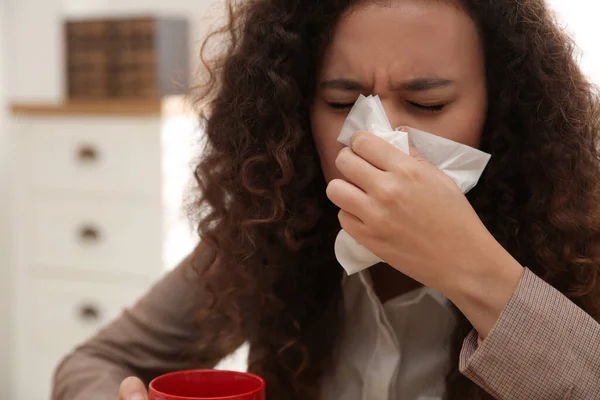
[79,225,101,243]
[78,304,101,321]
[77,145,100,164]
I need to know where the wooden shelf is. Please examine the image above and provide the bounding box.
[10,99,163,117]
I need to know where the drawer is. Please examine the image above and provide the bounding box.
[18,277,152,400]
[14,355,57,400]
[20,116,161,196]
[29,195,162,278]
[29,277,149,356]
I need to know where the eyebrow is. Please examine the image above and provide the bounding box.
[320,77,454,92]
[397,77,454,91]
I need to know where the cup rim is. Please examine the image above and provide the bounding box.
[149,369,266,400]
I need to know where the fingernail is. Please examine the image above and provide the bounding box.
[129,393,146,400]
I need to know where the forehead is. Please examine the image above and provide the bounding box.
[320,0,482,82]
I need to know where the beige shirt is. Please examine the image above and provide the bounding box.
[320,271,455,400]
[52,254,600,400]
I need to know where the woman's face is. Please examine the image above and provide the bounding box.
[310,0,488,182]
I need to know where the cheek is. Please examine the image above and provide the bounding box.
[440,111,485,148]
[431,92,487,148]
[310,105,346,182]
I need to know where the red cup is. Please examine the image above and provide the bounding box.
[149,370,266,400]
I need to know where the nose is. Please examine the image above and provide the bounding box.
[380,98,406,130]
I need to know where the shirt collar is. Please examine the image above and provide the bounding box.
[350,269,455,315]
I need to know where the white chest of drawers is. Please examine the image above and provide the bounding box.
[9,98,198,400]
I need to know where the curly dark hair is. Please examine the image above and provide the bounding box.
[187,0,600,398]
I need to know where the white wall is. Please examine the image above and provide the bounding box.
[6,0,64,102]
[549,0,600,84]
[0,0,11,396]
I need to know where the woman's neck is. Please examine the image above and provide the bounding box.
[369,263,423,304]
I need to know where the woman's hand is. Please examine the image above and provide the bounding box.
[118,377,148,400]
[326,130,524,336]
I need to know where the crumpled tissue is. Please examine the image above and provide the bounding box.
[335,95,491,275]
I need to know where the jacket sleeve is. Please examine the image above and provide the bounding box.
[459,268,600,400]
[51,251,225,400]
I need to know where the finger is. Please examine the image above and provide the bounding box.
[119,377,148,400]
[350,130,413,172]
[326,178,371,221]
[335,147,383,193]
[338,209,367,239]
[396,127,423,160]
[407,138,427,162]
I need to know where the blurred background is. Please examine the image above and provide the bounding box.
[0,0,598,398]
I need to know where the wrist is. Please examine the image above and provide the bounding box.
[443,240,524,337]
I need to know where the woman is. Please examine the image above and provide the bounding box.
[53,0,600,399]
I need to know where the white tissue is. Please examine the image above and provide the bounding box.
[335,95,491,275]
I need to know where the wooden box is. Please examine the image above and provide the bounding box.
[65,16,189,99]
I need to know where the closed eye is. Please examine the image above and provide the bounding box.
[408,102,446,112]
[328,102,355,110]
